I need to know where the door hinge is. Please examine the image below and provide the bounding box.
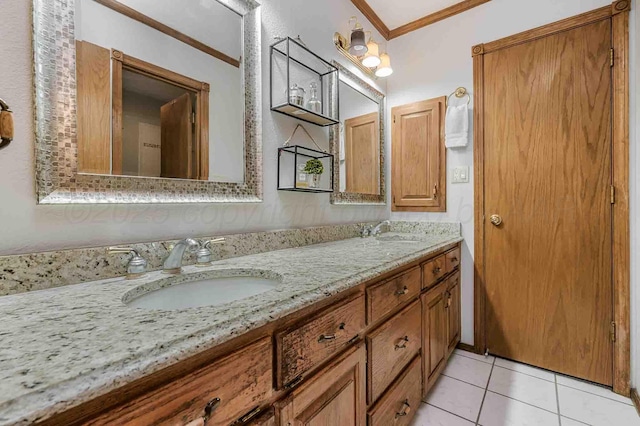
[610,321,616,342]
[393,115,396,124]
[610,48,614,67]
[611,185,615,204]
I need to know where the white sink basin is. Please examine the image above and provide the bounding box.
[125,275,280,310]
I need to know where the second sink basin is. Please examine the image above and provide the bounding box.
[124,271,281,310]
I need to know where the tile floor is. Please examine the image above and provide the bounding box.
[411,349,640,426]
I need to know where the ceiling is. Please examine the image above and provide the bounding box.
[366,0,463,29]
[351,0,491,40]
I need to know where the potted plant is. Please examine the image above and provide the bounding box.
[303,158,324,188]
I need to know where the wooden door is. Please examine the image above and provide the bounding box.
[161,92,193,179]
[422,283,447,396]
[277,344,366,426]
[483,19,613,385]
[344,112,379,194]
[391,97,445,212]
[446,272,461,355]
[76,41,111,175]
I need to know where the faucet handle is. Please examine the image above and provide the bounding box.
[108,246,137,255]
[107,247,147,279]
[195,238,225,266]
[204,237,225,248]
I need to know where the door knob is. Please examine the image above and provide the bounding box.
[490,214,502,226]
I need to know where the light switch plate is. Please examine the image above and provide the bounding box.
[452,166,469,183]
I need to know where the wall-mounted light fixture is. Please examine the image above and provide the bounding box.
[334,17,393,79]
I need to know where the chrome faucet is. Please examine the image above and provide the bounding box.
[370,220,391,237]
[163,238,199,274]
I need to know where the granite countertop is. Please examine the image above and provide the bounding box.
[0,231,463,425]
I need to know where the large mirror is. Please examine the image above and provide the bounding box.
[330,61,386,205]
[33,0,262,203]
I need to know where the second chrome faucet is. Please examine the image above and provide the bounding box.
[163,237,226,274]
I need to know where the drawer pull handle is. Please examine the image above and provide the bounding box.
[395,399,411,418]
[395,286,409,296]
[318,323,345,342]
[433,267,441,274]
[237,406,262,424]
[318,334,336,342]
[203,397,221,421]
[394,336,409,350]
[451,256,458,262]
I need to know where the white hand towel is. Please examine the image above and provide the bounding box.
[445,104,469,148]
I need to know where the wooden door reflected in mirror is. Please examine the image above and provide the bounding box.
[338,80,381,196]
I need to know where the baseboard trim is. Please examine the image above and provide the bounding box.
[631,388,640,416]
[456,342,480,354]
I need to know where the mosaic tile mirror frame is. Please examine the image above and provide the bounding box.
[32,0,263,204]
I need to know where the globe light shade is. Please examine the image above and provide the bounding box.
[375,53,393,77]
[349,28,368,55]
[362,40,381,68]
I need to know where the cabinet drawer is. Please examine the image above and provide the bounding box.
[367,266,421,324]
[445,247,461,273]
[367,300,421,404]
[276,294,365,388]
[367,356,422,426]
[89,337,273,426]
[422,255,446,289]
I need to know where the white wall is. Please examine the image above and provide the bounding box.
[0,0,387,256]
[387,0,638,353]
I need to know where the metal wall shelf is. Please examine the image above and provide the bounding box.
[270,37,339,127]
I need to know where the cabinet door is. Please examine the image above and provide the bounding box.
[422,283,447,397]
[446,272,461,355]
[391,97,446,212]
[276,344,366,426]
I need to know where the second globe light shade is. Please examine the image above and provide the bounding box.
[362,39,381,68]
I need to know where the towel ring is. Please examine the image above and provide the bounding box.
[447,87,471,106]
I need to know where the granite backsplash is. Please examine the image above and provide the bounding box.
[0,221,460,296]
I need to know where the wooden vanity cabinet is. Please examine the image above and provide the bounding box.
[47,243,462,426]
[275,344,367,426]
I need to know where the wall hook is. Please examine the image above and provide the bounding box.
[0,98,14,150]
